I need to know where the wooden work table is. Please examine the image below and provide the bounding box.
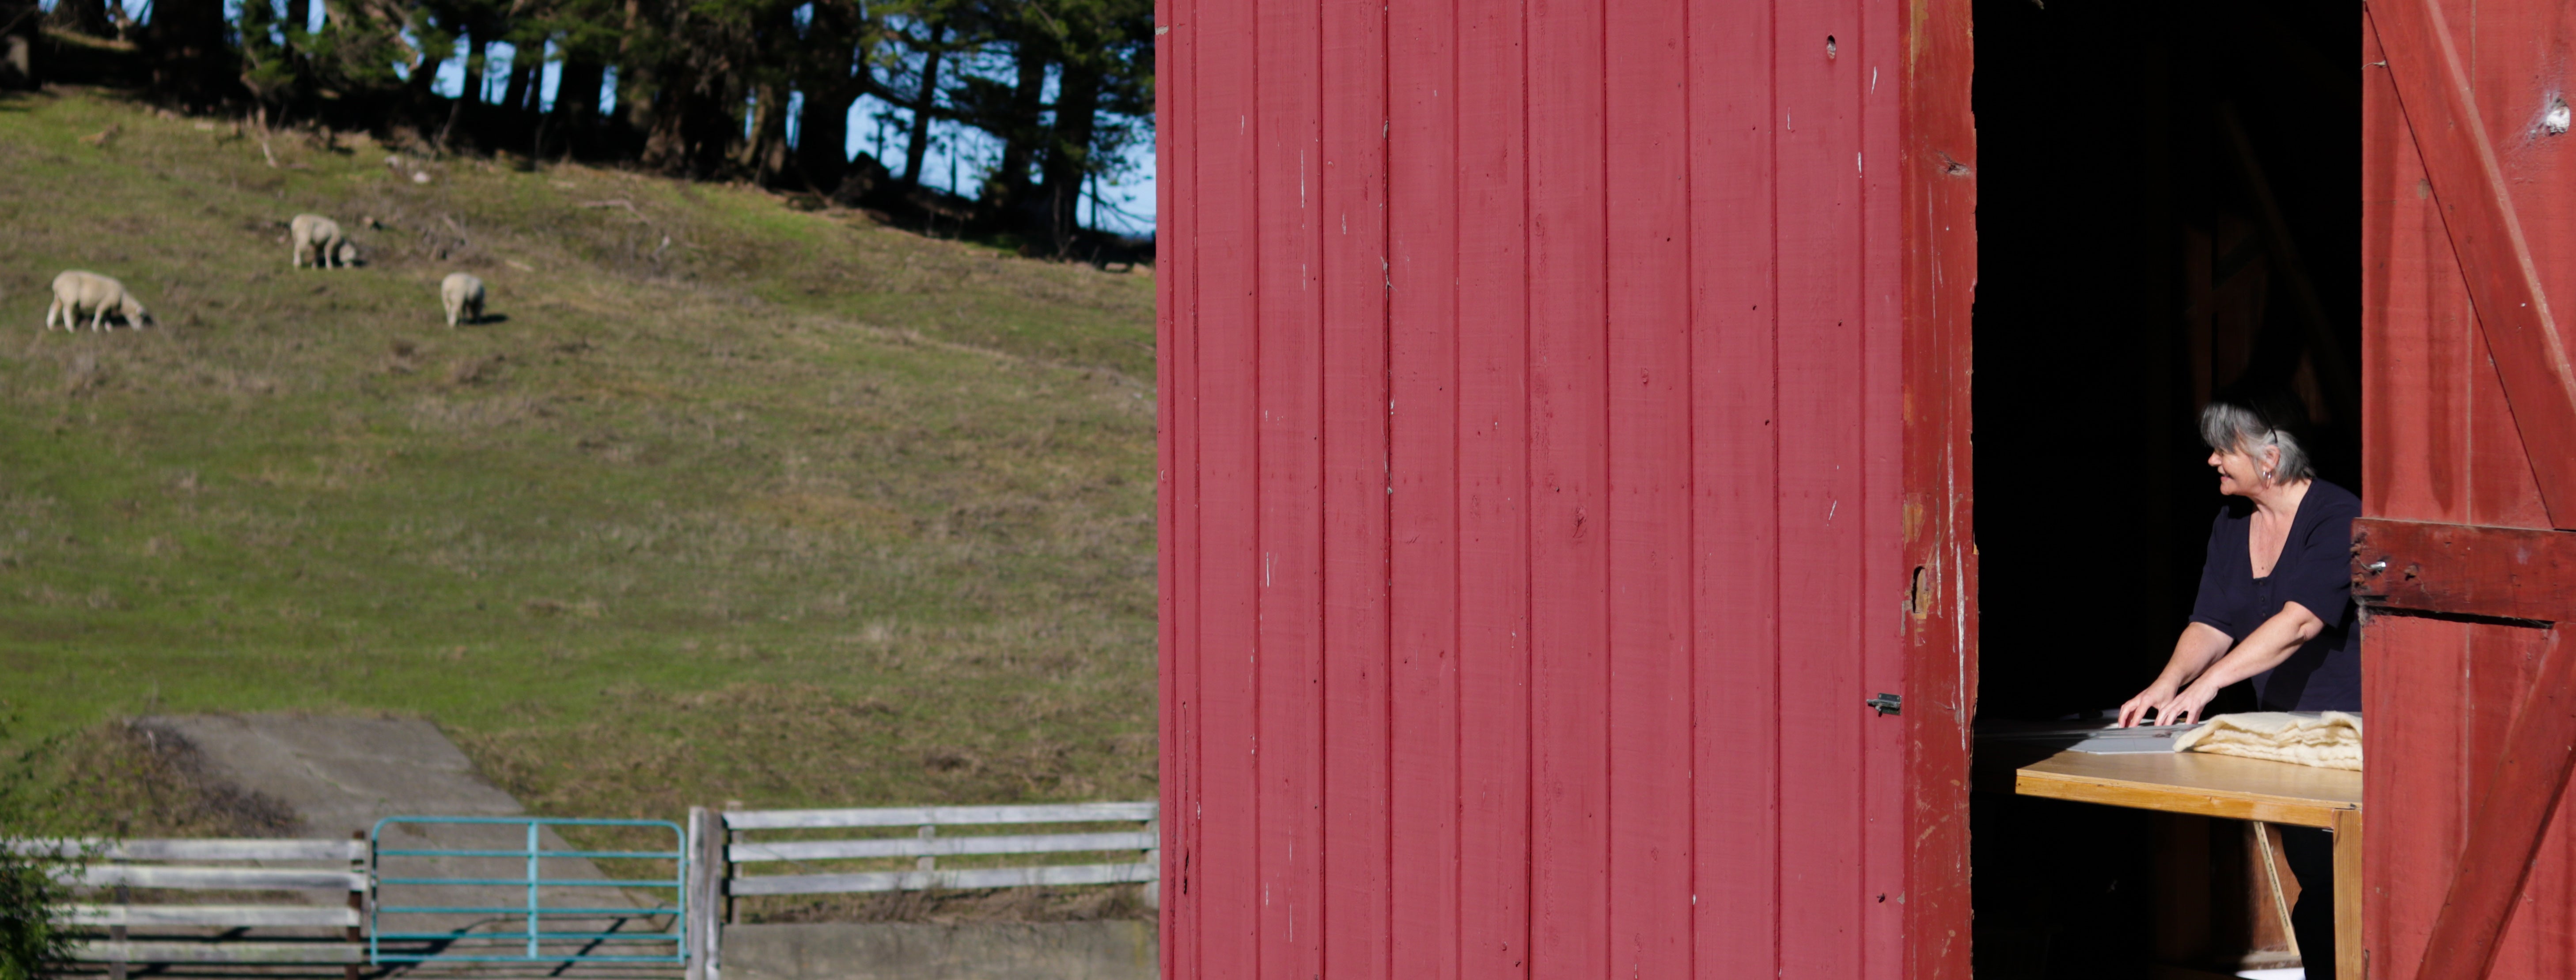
[2017,749,2362,980]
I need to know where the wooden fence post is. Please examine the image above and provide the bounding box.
[1140,817,1159,911]
[686,807,723,980]
[685,808,702,980]
[110,878,129,980]
[347,830,366,980]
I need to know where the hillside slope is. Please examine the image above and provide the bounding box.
[0,88,1159,825]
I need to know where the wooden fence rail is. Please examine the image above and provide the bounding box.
[16,804,1161,980]
[684,801,1160,980]
[17,836,368,977]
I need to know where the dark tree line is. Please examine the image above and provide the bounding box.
[6,0,1153,254]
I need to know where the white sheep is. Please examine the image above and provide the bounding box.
[44,270,153,331]
[290,213,358,268]
[441,272,485,327]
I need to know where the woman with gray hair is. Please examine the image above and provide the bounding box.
[2118,395,2360,970]
[2118,397,2359,726]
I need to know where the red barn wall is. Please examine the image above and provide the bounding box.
[1154,0,1976,976]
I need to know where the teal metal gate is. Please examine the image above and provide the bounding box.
[368,816,688,965]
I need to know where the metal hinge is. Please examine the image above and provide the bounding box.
[1866,693,1902,716]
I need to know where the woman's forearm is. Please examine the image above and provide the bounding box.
[2157,622,2235,689]
[2191,602,2325,694]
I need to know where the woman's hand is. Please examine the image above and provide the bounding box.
[2154,682,2220,727]
[2118,681,2181,728]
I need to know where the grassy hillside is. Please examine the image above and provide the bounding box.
[0,88,1159,831]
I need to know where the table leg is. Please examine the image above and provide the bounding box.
[2333,807,2364,980]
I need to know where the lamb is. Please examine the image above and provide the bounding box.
[440,272,485,327]
[44,271,153,331]
[290,213,358,268]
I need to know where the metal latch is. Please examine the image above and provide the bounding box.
[1866,693,1902,716]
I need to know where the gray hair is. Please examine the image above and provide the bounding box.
[2200,399,2314,483]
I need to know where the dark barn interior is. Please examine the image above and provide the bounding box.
[1969,0,2363,976]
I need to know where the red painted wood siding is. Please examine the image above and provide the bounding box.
[2363,1,2576,976]
[1156,0,1975,976]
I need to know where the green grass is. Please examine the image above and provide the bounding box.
[0,89,1159,828]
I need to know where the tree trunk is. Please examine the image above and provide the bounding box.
[743,1,794,185]
[500,45,538,121]
[749,77,791,185]
[145,0,234,105]
[796,86,854,192]
[640,60,691,171]
[284,0,309,42]
[989,37,1049,220]
[792,0,864,193]
[462,34,489,106]
[899,23,945,189]
[644,25,738,178]
[1039,61,1100,254]
[615,0,659,146]
[553,56,606,148]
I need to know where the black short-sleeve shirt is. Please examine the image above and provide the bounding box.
[2186,480,2363,712]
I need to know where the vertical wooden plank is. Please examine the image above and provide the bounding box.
[1318,0,1391,971]
[1188,0,1263,971]
[1898,0,1977,975]
[1523,0,1610,969]
[1386,0,1461,972]
[1687,0,1779,971]
[2451,0,2557,537]
[2362,29,2471,526]
[1773,0,1868,972]
[1602,0,1692,972]
[1854,0,1909,973]
[2461,624,2549,980]
[1252,0,1326,972]
[1153,0,1200,971]
[2361,27,2470,980]
[2466,335,2553,529]
[1452,0,1532,973]
[2456,0,2576,357]
[2364,616,2471,980]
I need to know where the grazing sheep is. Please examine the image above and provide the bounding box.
[290,213,357,268]
[44,271,152,331]
[440,272,485,327]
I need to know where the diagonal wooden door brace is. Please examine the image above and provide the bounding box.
[2369,0,2576,531]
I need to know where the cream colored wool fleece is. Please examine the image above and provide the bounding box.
[2171,711,2362,771]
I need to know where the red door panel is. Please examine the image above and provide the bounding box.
[2361,1,2576,978]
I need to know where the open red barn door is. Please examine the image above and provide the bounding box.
[1153,0,1977,975]
[2358,1,2576,979]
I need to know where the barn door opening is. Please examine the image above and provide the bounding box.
[1964,0,2362,976]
